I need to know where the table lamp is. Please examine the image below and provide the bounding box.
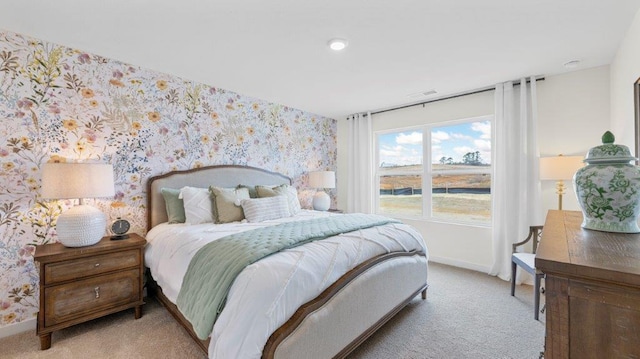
[539,155,584,210]
[309,171,335,211]
[41,162,115,247]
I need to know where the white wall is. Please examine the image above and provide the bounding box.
[537,66,611,212]
[337,66,611,272]
[611,9,640,150]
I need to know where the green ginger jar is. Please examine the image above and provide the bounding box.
[573,131,640,233]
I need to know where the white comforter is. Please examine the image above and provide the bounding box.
[145,210,427,358]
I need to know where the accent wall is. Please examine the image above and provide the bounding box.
[0,30,336,330]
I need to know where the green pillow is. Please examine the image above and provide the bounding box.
[209,186,250,223]
[161,187,186,224]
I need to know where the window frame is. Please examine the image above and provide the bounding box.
[374,115,493,226]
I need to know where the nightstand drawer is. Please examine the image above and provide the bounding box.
[44,249,140,285]
[44,268,141,327]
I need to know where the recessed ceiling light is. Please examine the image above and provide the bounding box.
[328,38,348,51]
[563,60,580,69]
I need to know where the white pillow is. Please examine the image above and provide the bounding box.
[241,196,291,223]
[255,184,301,216]
[179,186,214,224]
[287,186,302,215]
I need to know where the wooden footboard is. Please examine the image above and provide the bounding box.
[148,251,427,358]
[147,274,211,353]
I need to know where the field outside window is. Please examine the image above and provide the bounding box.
[379,174,422,216]
[376,117,492,225]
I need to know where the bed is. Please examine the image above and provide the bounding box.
[144,165,428,358]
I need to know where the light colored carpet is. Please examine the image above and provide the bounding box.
[348,263,545,359]
[0,262,544,358]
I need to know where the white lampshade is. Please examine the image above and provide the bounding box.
[42,162,115,247]
[42,163,115,199]
[309,171,336,189]
[539,155,584,180]
[309,171,335,211]
[539,155,584,210]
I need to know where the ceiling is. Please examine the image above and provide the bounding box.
[1,1,639,119]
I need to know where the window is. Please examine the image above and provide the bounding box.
[377,130,424,217]
[376,116,492,225]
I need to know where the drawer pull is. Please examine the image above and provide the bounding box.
[94,287,100,299]
[94,263,100,267]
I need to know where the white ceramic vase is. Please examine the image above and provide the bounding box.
[573,131,640,233]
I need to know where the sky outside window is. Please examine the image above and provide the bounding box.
[378,120,491,167]
[378,131,423,167]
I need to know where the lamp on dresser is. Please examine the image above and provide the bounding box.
[539,154,584,210]
[309,171,335,211]
[41,162,115,247]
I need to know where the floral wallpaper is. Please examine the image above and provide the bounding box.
[0,30,336,329]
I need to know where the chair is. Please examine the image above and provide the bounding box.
[510,225,544,320]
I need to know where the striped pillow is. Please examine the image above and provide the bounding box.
[240,196,291,223]
[255,184,301,215]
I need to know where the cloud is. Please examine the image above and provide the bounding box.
[451,133,472,141]
[380,144,405,157]
[474,139,491,152]
[471,121,491,139]
[431,130,450,144]
[453,146,475,157]
[396,131,422,145]
[379,144,422,166]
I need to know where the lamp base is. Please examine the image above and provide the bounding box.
[56,205,107,247]
[312,191,331,211]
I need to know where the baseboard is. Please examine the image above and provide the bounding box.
[0,318,36,339]
[428,256,491,274]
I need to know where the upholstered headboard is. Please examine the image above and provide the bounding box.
[146,165,292,230]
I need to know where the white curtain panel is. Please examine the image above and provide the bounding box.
[347,112,373,213]
[490,78,543,282]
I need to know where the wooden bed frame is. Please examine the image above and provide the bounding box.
[145,165,428,358]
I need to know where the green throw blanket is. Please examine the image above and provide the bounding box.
[176,213,399,340]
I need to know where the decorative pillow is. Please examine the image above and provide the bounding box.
[256,184,301,215]
[179,187,214,224]
[240,196,291,223]
[286,186,302,214]
[209,186,250,223]
[237,184,258,198]
[161,187,186,224]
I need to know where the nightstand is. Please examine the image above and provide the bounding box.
[34,233,146,350]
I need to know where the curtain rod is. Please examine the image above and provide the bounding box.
[347,77,545,119]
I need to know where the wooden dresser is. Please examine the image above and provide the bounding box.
[34,234,146,350]
[536,210,640,358]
